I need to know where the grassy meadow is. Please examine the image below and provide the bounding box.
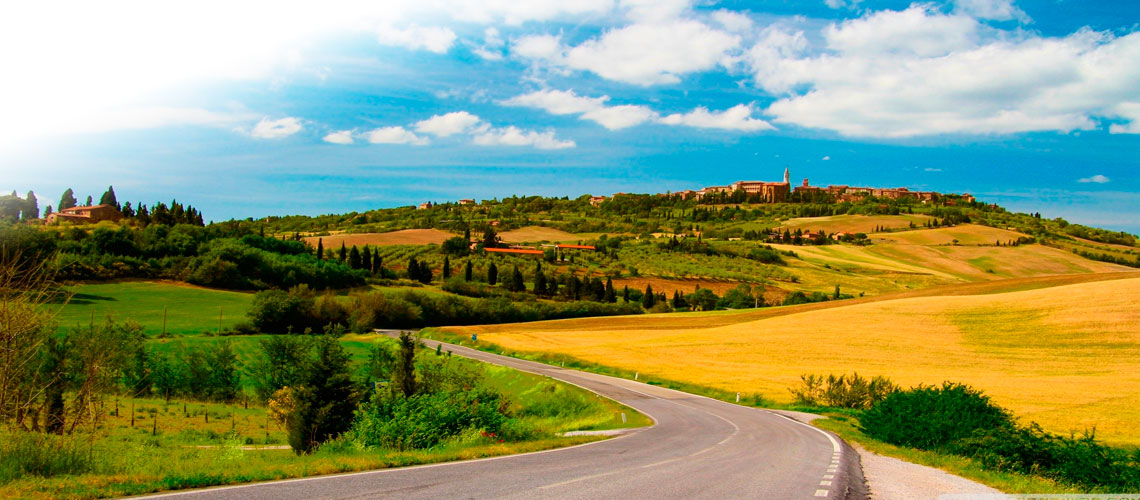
[54,281,253,336]
[446,275,1140,447]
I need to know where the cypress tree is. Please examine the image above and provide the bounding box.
[99,186,118,207]
[85,195,93,207]
[338,242,347,262]
[464,260,473,282]
[442,256,451,279]
[316,238,324,260]
[510,265,524,292]
[604,277,616,303]
[362,246,372,272]
[487,262,498,285]
[59,188,77,211]
[407,257,419,281]
[373,249,382,275]
[622,285,630,303]
[349,246,362,269]
[641,284,655,309]
[287,335,359,454]
[392,332,417,397]
[534,271,546,295]
[23,191,38,220]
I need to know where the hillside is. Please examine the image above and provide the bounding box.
[448,273,1140,446]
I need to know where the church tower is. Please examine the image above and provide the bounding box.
[783,167,790,184]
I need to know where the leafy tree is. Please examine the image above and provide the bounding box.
[441,236,470,256]
[687,288,719,311]
[59,188,77,211]
[534,269,546,295]
[482,227,500,249]
[251,335,311,401]
[506,265,524,292]
[487,262,498,285]
[641,284,655,309]
[288,334,359,454]
[99,186,118,207]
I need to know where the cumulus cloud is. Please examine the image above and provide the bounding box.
[747,6,1140,138]
[322,130,354,144]
[501,89,657,130]
[250,117,302,139]
[821,155,831,160]
[414,111,484,136]
[1078,174,1110,184]
[366,126,429,145]
[711,9,754,32]
[659,104,774,131]
[824,0,862,9]
[514,20,739,85]
[472,126,575,149]
[953,0,1030,23]
[376,24,457,54]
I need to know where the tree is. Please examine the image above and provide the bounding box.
[23,191,39,220]
[99,186,118,207]
[482,227,499,249]
[338,242,347,262]
[641,284,655,309]
[362,246,372,272]
[349,246,362,270]
[59,188,77,211]
[442,256,451,279]
[508,265,524,292]
[441,236,470,256]
[622,285,630,303]
[251,335,310,402]
[316,238,324,260]
[43,205,53,217]
[392,332,417,398]
[603,277,616,303]
[85,195,93,207]
[288,334,359,454]
[407,257,420,282]
[534,269,546,295]
[464,260,473,282]
[487,262,498,285]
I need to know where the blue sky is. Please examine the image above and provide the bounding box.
[1,0,1138,232]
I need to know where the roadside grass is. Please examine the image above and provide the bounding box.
[814,414,1081,494]
[442,277,1140,446]
[54,281,253,336]
[0,335,648,499]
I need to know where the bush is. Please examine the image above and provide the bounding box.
[790,373,897,409]
[349,389,512,450]
[0,433,94,482]
[859,382,1014,450]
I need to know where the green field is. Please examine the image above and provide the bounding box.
[54,281,253,336]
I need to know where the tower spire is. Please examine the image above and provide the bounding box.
[783,166,790,184]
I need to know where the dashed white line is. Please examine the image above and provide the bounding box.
[814,489,829,497]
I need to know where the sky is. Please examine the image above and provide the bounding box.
[1,0,1138,232]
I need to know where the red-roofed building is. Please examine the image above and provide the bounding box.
[46,204,122,225]
[485,247,543,256]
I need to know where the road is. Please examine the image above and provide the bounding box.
[137,331,866,500]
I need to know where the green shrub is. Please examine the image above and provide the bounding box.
[859,382,1014,450]
[349,389,513,450]
[790,372,897,409]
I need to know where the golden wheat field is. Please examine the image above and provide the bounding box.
[302,229,456,247]
[449,275,1140,446]
[497,226,583,243]
[779,214,934,234]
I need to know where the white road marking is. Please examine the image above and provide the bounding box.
[815,489,829,497]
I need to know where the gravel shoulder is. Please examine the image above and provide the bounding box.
[771,410,1001,500]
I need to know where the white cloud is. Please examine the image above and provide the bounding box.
[376,24,457,54]
[414,111,484,137]
[366,126,429,145]
[1078,174,1110,184]
[747,6,1140,138]
[925,167,942,172]
[711,10,753,33]
[821,155,831,160]
[953,0,1030,23]
[322,130,354,144]
[502,89,607,115]
[659,104,774,131]
[250,117,303,139]
[472,126,575,149]
[501,89,657,130]
[582,105,659,130]
[824,0,862,9]
[473,27,506,60]
[515,20,740,85]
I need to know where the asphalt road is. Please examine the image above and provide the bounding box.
[137,331,866,500]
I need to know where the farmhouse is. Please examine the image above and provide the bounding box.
[458,199,475,206]
[46,204,122,224]
[589,195,607,207]
[417,202,433,210]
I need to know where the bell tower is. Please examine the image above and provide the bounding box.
[783,167,790,184]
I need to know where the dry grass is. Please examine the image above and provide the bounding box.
[449,275,1140,446]
[780,214,934,234]
[498,226,582,243]
[611,277,783,302]
[880,224,1027,246]
[302,229,455,248]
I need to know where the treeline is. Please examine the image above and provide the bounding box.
[1070,248,1140,268]
[246,285,644,333]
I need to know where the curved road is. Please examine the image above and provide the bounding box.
[138,333,866,500]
